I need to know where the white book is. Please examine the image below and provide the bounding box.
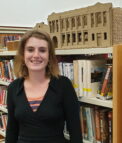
[10,59,16,80]
[86,60,106,97]
[82,60,87,97]
[58,62,63,75]
[73,60,79,96]
[77,60,84,97]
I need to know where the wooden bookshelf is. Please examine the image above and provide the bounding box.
[113,45,122,143]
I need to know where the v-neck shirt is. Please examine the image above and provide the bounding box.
[5,76,83,143]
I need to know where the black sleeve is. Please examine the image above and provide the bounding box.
[5,84,19,143]
[62,77,83,143]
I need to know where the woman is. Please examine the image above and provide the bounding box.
[5,30,83,143]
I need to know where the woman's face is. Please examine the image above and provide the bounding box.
[24,37,49,74]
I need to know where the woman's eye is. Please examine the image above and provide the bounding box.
[27,48,34,52]
[39,49,46,52]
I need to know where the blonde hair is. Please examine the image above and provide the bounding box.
[14,30,59,78]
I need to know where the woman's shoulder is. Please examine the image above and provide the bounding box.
[57,75,72,87]
[56,75,71,82]
[8,77,24,89]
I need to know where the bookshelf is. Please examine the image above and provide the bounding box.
[57,47,113,143]
[0,45,121,143]
[0,26,32,142]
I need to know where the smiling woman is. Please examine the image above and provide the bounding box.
[24,37,49,73]
[5,30,83,143]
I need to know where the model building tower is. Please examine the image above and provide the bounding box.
[48,2,122,49]
[34,22,49,33]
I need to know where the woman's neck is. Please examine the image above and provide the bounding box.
[26,71,49,85]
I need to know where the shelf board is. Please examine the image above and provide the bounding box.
[0,140,5,143]
[64,132,92,143]
[0,26,32,34]
[79,96,112,108]
[55,47,113,55]
[0,105,7,113]
[0,51,16,56]
[64,132,70,140]
[0,80,10,86]
[0,47,113,56]
[0,129,5,137]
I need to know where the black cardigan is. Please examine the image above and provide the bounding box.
[5,76,83,143]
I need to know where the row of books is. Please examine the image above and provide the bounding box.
[80,106,112,143]
[0,59,112,101]
[58,62,73,81]
[0,35,21,47]
[0,86,7,106]
[0,59,15,82]
[64,105,112,143]
[58,59,112,100]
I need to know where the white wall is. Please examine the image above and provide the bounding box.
[0,0,121,27]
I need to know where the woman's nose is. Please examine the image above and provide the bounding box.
[33,50,40,57]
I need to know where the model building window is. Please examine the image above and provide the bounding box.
[71,17,75,28]
[67,33,70,43]
[52,36,58,48]
[96,12,102,24]
[91,13,94,27]
[56,20,59,32]
[92,33,95,41]
[62,34,65,44]
[49,22,52,33]
[78,32,82,42]
[103,11,107,25]
[77,16,81,27]
[66,18,70,28]
[84,32,88,41]
[61,19,65,29]
[83,15,87,26]
[52,21,55,32]
[72,33,76,42]
[104,32,107,40]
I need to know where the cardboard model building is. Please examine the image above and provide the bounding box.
[47,2,122,49]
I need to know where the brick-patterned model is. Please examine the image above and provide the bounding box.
[47,2,122,49]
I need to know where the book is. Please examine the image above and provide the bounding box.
[94,107,101,143]
[108,111,112,143]
[86,60,106,97]
[99,109,109,143]
[97,65,112,100]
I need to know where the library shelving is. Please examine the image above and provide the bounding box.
[58,45,122,143]
[0,26,32,142]
[0,45,121,143]
[57,47,113,143]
